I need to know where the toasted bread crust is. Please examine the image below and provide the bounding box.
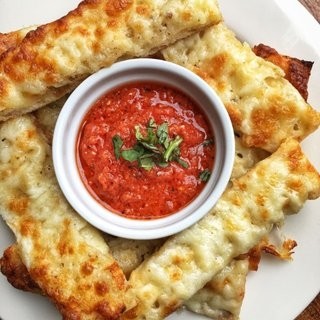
[253,44,313,101]
[0,245,41,294]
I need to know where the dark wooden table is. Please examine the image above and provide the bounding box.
[295,2,320,319]
[299,0,320,22]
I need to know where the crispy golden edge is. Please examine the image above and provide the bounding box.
[253,44,313,101]
[0,245,41,294]
[0,26,36,54]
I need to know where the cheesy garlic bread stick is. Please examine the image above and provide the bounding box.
[0,0,222,121]
[162,23,320,152]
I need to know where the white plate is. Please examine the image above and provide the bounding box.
[0,1,319,319]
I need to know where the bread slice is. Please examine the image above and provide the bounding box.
[0,115,127,319]
[121,139,320,319]
[0,0,222,121]
[162,23,320,152]
[0,241,249,320]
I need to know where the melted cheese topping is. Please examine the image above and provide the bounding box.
[232,136,269,180]
[0,116,127,319]
[185,259,249,319]
[105,236,165,278]
[0,0,222,121]
[162,23,320,152]
[121,139,320,319]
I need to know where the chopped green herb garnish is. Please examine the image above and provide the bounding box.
[134,125,144,141]
[121,144,145,162]
[199,169,211,182]
[163,136,183,162]
[138,157,155,171]
[112,135,123,160]
[139,140,160,153]
[157,122,169,146]
[112,119,189,170]
[202,138,214,147]
[175,157,189,168]
[148,118,157,129]
[121,149,141,162]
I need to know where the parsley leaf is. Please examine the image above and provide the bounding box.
[121,144,145,162]
[199,169,211,182]
[157,122,169,146]
[112,135,123,160]
[138,157,155,171]
[175,158,189,168]
[121,149,141,162]
[112,119,189,170]
[134,125,144,141]
[163,136,183,162]
[148,118,157,129]
[202,138,214,147]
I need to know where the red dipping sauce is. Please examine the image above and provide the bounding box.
[77,82,215,219]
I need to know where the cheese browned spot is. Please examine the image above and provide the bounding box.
[0,116,127,320]
[162,23,320,152]
[0,27,36,54]
[121,139,320,320]
[0,0,222,121]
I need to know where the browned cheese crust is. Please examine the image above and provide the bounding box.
[0,27,36,54]
[0,245,41,294]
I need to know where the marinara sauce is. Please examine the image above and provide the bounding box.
[77,82,215,219]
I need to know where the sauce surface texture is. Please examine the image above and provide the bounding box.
[77,82,215,219]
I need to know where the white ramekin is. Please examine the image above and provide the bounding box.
[53,58,234,239]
